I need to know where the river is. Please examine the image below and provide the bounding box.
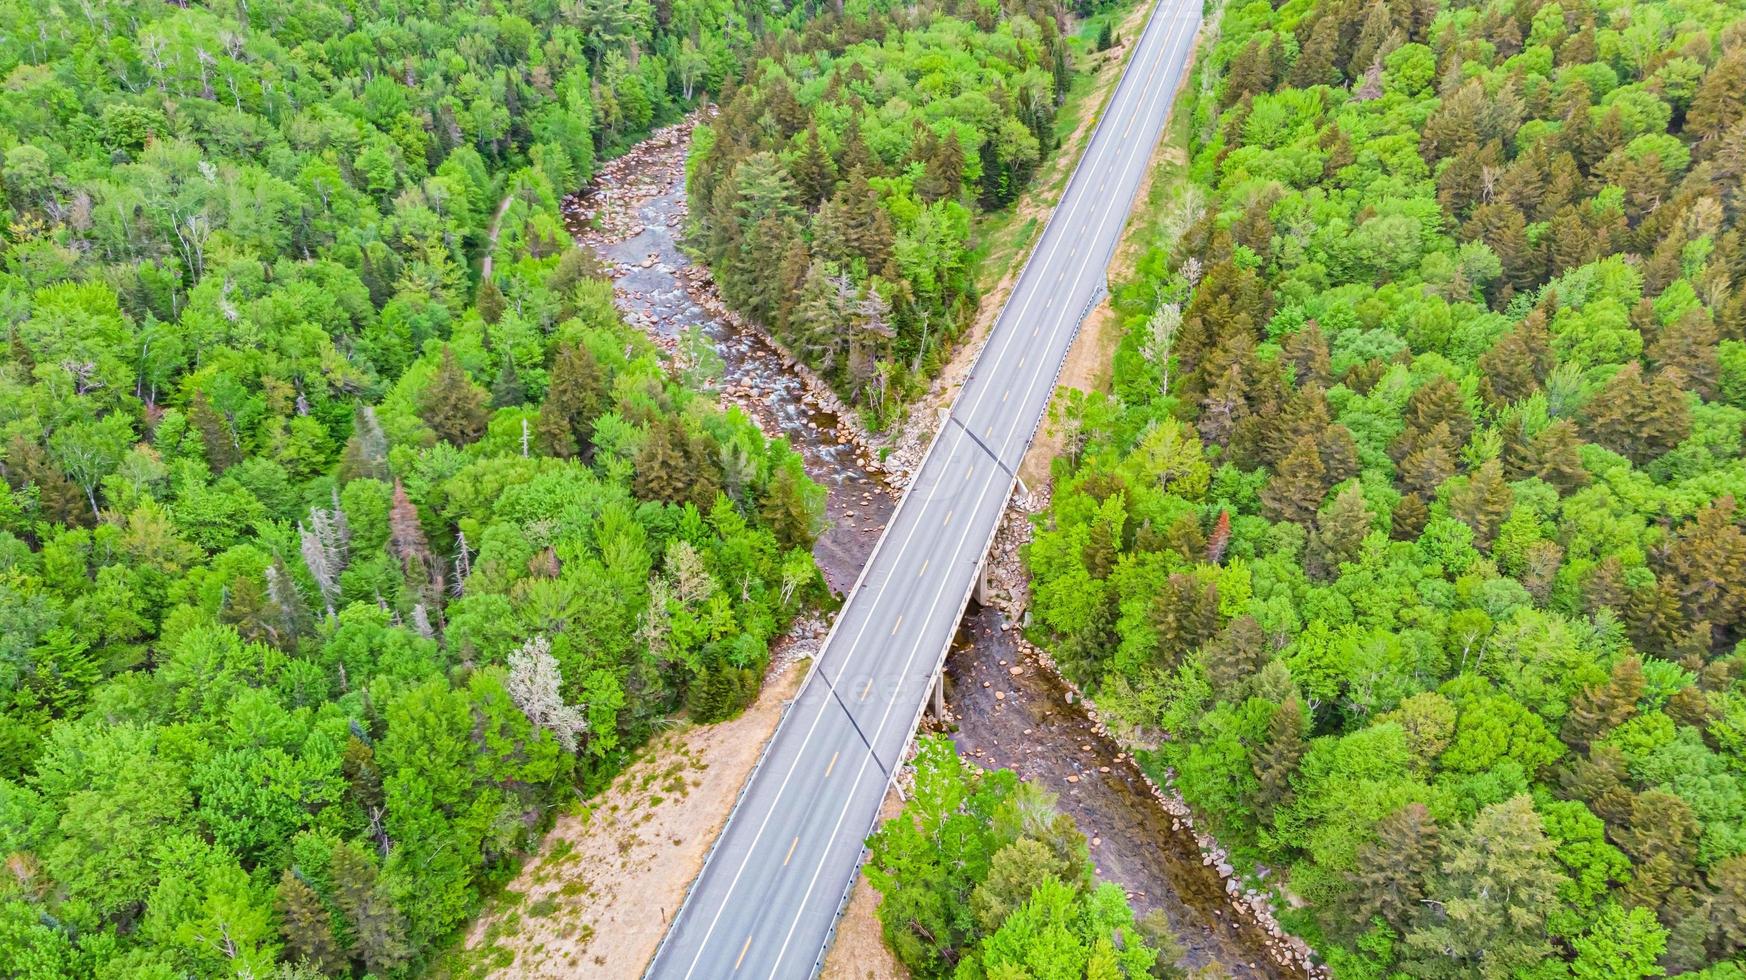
[564,118,1302,979]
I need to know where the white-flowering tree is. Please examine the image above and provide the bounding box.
[506,636,588,753]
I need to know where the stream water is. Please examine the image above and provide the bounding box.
[566,121,1296,979]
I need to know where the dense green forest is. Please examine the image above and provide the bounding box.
[687,0,1079,424]
[867,736,1184,978]
[0,0,832,974]
[1027,0,1746,974]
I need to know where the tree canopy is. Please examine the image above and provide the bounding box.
[1027,0,1746,974]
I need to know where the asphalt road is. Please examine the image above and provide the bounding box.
[646,1,1203,975]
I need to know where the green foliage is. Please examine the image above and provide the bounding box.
[689,0,1078,425]
[866,737,1180,979]
[0,0,833,972]
[1026,0,1746,973]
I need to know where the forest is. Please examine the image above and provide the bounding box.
[0,0,832,974]
[686,0,1078,424]
[867,736,1183,978]
[1026,0,1746,974]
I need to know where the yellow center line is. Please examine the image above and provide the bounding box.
[1002,389,1010,403]
[918,558,929,577]
[984,425,992,438]
[1018,355,1027,368]
[784,836,799,866]
[965,464,974,480]
[825,751,839,776]
[890,615,903,636]
[736,935,752,970]
[943,510,954,526]
[1032,326,1039,336]
[858,679,873,702]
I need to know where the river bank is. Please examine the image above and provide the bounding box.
[552,115,1320,978]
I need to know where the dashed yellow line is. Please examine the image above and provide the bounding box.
[943,510,954,527]
[736,935,753,970]
[784,836,799,866]
[918,558,929,577]
[825,751,839,776]
[890,615,903,636]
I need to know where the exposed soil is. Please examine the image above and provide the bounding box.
[458,660,810,978]
[456,73,1312,975]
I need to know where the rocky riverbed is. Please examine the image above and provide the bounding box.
[566,114,1322,979]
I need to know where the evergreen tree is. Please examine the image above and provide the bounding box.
[1405,795,1567,977]
[1252,696,1306,819]
[1392,492,1431,540]
[1346,802,1440,934]
[417,348,489,446]
[1561,656,1643,751]
[760,460,823,551]
[490,352,526,408]
[1308,483,1372,579]
[189,391,242,474]
[1667,497,1746,637]
[475,278,506,325]
[2,433,87,527]
[1585,364,1690,466]
[537,341,607,459]
[1446,458,1513,549]
[1202,615,1269,696]
[330,844,411,975]
[1148,573,1220,671]
[1261,434,1327,524]
[277,869,346,974]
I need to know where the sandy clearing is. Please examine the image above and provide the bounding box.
[452,662,808,979]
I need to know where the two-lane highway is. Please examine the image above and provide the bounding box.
[646,0,1203,974]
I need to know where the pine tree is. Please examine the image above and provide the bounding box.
[1202,615,1268,697]
[1522,419,1588,492]
[537,341,607,459]
[1288,16,1342,88]
[1560,656,1643,751]
[475,277,507,325]
[634,417,722,510]
[1711,856,1746,957]
[1584,363,1691,465]
[1399,437,1457,496]
[418,347,488,446]
[1346,803,1440,934]
[1667,497,1746,635]
[1252,696,1306,820]
[1261,434,1326,524]
[1308,483,1372,579]
[1447,457,1513,549]
[2,434,87,527]
[330,844,411,974]
[760,461,822,550]
[277,869,346,973]
[1282,321,1331,386]
[189,391,242,474]
[1648,309,1720,400]
[339,405,390,483]
[1149,573,1220,671]
[1391,492,1430,540]
[1687,48,1746,142]
[789,126,838,208]
[1404,796,1566,976]
[490,352,526,408]
[915,131,965,204]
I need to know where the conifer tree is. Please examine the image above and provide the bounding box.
[189,391,242,474]
[3,433,87,527]
[1202,615,1269,697]
[330,844,411,975]
[1261,434,1327,524]
[1391,492,1430,540]
[1346,803,1440,934]
[1667,497,1746,635]
[418,348,488,446]
[1561,656,1643,751]
[1252,696,1306,819]
[1585,363,1691,466]
[790,126,838,208]
[1308,483,1372,579]
[760,460,823,550]
[1446,457,1513,549]
[1149,573,1220,671]
[475,278,506,325]
[339,405,390,483]
[490,352,526,408]
[537,341,607,459]
[277,869,346,974]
